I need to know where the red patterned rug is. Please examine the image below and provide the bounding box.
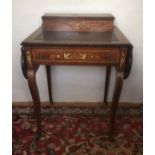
[13,105,143,155]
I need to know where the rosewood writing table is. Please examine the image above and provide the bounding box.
[21,14,133,139]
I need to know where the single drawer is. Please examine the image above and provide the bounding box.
[32,47,119,65]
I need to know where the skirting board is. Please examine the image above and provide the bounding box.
[12,101,142,108]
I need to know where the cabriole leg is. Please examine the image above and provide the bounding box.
[109,71,123,140]
[25,49,41,136]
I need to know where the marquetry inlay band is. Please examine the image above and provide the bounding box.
[32,48,119,65]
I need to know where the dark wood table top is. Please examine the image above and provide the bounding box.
[21,26,131,47]
[42,13,114,19]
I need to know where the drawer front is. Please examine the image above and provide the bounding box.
[32,47,119,65]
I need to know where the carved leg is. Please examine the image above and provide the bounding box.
[104,66,111,105]
[46,65,53,104]
[27,69,41,136]
[109,71,123,140]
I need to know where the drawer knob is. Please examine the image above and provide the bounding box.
[64,53,71,60]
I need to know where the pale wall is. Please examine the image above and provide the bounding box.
[12,0,143,103]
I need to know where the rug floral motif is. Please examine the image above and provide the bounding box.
[13,106,143,155]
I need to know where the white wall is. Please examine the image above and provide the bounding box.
[12,0,143,103]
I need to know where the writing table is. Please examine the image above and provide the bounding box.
[21,14,133,139]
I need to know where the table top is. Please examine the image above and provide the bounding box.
[21,26,131,47]
[42,13,114,19]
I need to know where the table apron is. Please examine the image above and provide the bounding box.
[32,47,120,65]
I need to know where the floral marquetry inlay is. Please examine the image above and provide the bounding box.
[26,51,32,66]
[64,53,71,60]
[32,48,120,65]
[120,49,127,70]
[80,53,87,60]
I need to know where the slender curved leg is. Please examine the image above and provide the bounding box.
[25,49,41,136]
[108,71,123,140]
[104,66,111,105]
[27,69,41,136]
[46,65,53,104]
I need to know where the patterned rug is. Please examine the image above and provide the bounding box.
[12,105,143,155]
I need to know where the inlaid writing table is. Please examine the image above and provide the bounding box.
[21,14,133,139]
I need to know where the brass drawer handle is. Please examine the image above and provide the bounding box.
[64,53,71,59]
